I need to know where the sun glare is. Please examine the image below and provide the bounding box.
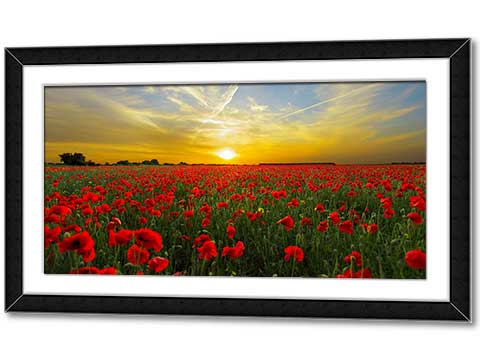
[217,148,237,160]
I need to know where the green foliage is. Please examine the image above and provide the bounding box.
[44,165,426,278]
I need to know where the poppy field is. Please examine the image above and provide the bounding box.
[44,164,426,278]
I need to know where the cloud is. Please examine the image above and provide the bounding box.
[247,96,269,112]
[280,83,379,119]
[372,128,426,146]
[162,85,238,118]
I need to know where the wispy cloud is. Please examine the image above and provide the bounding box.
[279,83,379,119]
[247,96,269,112]
[163,85,238,117]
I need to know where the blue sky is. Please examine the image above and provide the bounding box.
[45,81,426,164]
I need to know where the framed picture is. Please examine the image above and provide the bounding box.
[5,39,471,320]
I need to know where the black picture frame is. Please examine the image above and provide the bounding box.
[4,39,471,320]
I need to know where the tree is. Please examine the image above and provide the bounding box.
[59,152,86,166]
[142,160,152,165]
[150,159,159,165]
[116,160,130,165]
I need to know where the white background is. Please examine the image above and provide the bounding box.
[0,0,478,359]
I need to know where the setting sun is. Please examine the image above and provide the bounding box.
[217,148,237,160]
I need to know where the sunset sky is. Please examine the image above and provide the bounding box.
[45,82,426,164]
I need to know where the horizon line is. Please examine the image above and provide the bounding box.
[45,161,427,166]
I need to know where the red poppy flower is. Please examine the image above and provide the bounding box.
[44,225,61,248]
[328,211,341,225]
[300,217,312,226]
[150,209,161,217]
[99,267,118,275]
[277,215,294,231]
[58,231,95,261]
[96,203,111,214]
[138,216,147,225]
[230,193,243,202]
[380,197,392,209]
[355,268,372,278]
[63,224,81,233]
[246,211,262,222]
[81,247,96,262]
[344,251,362,266]
[48,205,72,219]
[271,189,287,200]
[316,220,328,232]
[134,228,162,252]
[226,224,236,239]
[44,214,61,223]
[409,195,426,211]
[336,269,353,278]
[216,201,228,209]
[200,203,211,214]
[183,209,194,219]
[284,245,304,262]
[83,192,101,202]
[202,217,210,228]
[314,203,325,213]
[286,198,299,208]
[197,240,218,261]
[407,212,423,225]
[70,266,100,274]
[148,257,169,273]
[338,220,353,234]
[108,229,133,247]
[222,241,245,259]
[193,233,211,247]
[383,208,395,219]
[192,234,212,247]
[82,207,93,216]
[70,266,117,275]
[405,249,426,269]
[337,267,372,278]
[112,199,125,209]
[127,244,150,265]
[232,208,243,219]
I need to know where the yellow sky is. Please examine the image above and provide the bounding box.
[44,82,426,164]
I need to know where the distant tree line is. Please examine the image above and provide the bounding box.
[115,159,160,166]
[54,154,426,167]
[58,153,179,166]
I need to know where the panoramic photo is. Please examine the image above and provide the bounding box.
[44,81,426,278]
